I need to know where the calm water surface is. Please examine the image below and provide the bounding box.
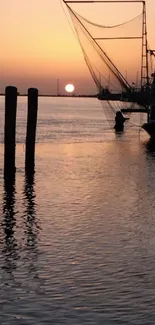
[0,97,155,324]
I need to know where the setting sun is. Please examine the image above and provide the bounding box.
[65,84,75,93]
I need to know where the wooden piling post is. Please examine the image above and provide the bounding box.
[4,86,17,178]
[25,88,38,174]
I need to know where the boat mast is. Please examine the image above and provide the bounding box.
[141,1,149,89]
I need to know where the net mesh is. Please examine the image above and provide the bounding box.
[64,1,143,94]
[63,1,149,130]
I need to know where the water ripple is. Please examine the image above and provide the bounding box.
[0,98,155,324]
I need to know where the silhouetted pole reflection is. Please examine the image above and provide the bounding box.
[2,175,18,272]
[24,173,40,279]
[24,173,37,248]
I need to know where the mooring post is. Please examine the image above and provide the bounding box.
[4,86,17,178]
[25,88,38,174]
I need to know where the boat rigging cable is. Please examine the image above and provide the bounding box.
[60,0,121,91]
[62,0,149,131]
[62,0,143,93]
[73,11,142,30]
[63,1,131,91]
[60,0,121,126]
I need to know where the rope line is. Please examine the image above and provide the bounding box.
[76,11,142,30]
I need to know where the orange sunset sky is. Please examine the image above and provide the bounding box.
[0,0,154,95]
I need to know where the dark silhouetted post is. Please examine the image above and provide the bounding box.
[4,86,17,178]
[25,88,38,174]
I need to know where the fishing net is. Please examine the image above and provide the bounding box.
[63,1,144,94]
[63,1,148,129]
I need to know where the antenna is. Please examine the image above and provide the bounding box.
[57,79,60,96]
[141,1,149,88]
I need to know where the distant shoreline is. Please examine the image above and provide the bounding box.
[0,93,98,98]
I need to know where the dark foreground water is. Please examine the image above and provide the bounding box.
[0,97,155,324]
